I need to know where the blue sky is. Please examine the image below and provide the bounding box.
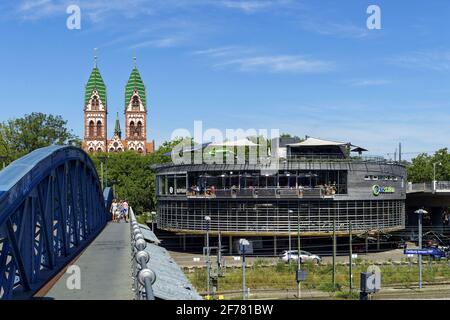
[0,0,449,159]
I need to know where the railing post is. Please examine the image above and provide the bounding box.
[130,207,156,300]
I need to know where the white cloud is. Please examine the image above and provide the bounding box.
[15,0,153,21]
[218,0,286,13]
[19,0,51,11]
[14,0,294,21]
[17,0,65,20]
[216,55,333,73]
[192,46,254,57]
[193,46,333,73]
[129,35,187,49]
[347,79,391,87]
[299,20,370,39]
[390,50,450,72]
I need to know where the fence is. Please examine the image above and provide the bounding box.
[130,207,156,300]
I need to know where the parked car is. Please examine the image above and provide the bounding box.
[279,250,321,264]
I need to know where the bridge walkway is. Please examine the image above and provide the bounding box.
[42,222,133,300]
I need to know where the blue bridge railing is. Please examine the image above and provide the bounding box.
[0,146,112,299]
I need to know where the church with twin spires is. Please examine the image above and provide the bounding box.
[82,55,154,154]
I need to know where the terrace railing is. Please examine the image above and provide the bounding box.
[185,187,338,199]
[285,154,388,163]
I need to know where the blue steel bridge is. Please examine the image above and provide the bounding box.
[0,146,200,300]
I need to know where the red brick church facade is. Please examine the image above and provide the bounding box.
[82,56,154,154]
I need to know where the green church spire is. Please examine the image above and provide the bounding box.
[125,56,146,109]
[114,112,122,139]
[85,50,107,106]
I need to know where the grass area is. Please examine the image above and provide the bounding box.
[187,259,450,299]
[135,213,149,224]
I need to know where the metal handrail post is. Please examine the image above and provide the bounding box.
[130,207,156,300]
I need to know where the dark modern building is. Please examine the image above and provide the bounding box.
[155,137,406,251]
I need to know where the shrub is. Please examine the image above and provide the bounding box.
[318,282,342,293]
[335,291,359,300]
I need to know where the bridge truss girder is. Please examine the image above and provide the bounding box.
[0,146,111,299]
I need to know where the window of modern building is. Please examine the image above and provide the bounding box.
[167,175,175,195]
[175,175,187,194]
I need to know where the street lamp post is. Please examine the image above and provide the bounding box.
[239,238,250,300]
[100,161,104,189]
[105,157,108,188]
[415,209,427,289]
[349,221,353,292]
[297,209,301,300]
[288,210,293,263]
[111,178,120,198]
[332,217,336,290]
[151,211,157,232]
[98,155,108,190]
[205,215,211,298]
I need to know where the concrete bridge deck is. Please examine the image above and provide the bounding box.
[43,222,133,300]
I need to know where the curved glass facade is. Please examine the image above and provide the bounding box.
[155,160,406,236]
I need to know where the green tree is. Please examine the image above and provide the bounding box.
[407,148,450,183]
[0,112,80,162]
[90,138,183,213]
[280,133,303,141]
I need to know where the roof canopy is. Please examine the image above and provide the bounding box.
[287,137,349,147]
[162,142,212,157]
[351,147,368,152]
[210,138,258,147]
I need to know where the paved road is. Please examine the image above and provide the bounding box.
[169,248,409,268]
[44,222,134,300]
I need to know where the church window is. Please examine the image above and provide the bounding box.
[129,121,135,138]
[136,121,143,137]
[92,95,100,110]
[89,121,95,137]
[132,96,140,110]
[97,121,102,137]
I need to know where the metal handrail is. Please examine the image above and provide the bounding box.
[0,146,109,299]
[180,186,342,199]
[435,181,450,191]
[407,181,450,193]
[130,207,156,300]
